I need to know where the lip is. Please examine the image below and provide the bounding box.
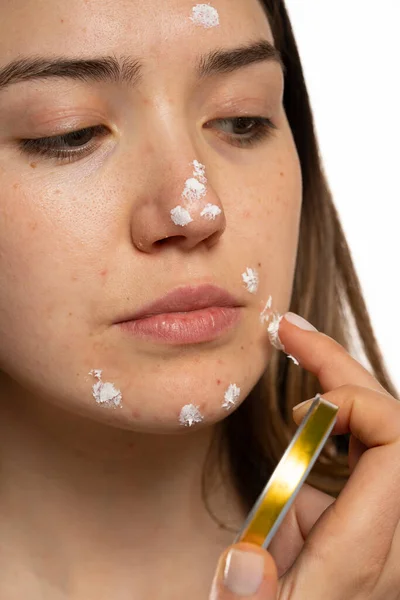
[115,284,243,345]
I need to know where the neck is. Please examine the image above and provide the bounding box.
[0,378,244,599]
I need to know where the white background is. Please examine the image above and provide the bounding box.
[285,1,400,392]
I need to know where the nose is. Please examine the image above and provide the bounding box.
[130,159,226,253]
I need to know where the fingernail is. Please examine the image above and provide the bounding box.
[224,548,264,596]
[283,312,318,332]
[292,398,313,412]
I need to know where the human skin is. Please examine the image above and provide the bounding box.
[0,0,302,597]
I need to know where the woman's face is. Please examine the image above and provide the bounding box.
[0,0,302,432]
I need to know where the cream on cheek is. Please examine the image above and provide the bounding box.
[89,369,123,409]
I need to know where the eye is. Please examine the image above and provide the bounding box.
[207,116,277,148]
[19,125,110,163]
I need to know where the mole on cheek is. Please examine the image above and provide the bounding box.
[30,162,37,169]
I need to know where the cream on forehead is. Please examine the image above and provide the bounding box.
[190,4,220,29]
[89,369,122,409]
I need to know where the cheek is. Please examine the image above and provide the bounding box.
[235,147,302,248]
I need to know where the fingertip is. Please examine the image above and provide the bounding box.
[212,543,278,598]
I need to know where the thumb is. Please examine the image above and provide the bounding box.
[209,543,278,599]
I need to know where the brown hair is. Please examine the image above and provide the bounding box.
[202,0,398,529]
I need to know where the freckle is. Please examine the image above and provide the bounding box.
[71,275,78,282]
[68,312,72,317]
[30,162,37,169]
[29,222,38,231]
[258,262,262,268]
[128,442,135,449]
[55,189,61,195]
[60,18,64,23]
[240,346,244,351]
[280,171,284,177]
[99,268,108,278]
[131,409,141,419]
[243,210,251,218]
[216,379,221,385]
[13,183,19,190]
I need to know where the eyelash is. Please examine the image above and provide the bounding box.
[18,116,276,163]
[208,117,277,148]
[19,125,110,163]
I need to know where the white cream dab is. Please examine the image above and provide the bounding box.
[190,4,220,28]
[260,295,273,324]
[181,160,208,205]
[192,159,207,183]
[242,267,259,294]
[171,205,193,226]
[182,178,207,203]
[259,297,300,365]
[222,383,241,410]
[89,369,122,409]
[200,203,222,220]
[179,404,204,426]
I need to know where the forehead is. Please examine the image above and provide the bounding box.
[0,0,274,61]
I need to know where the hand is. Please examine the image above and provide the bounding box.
[209,312,400,599]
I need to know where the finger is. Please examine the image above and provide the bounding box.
[210,543,278,599]
[268,483,335,577]
[292,384,400,447]
[277,312,391,396]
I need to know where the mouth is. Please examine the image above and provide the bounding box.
[114,284,244,345]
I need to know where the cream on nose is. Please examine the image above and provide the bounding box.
[129,158,226,253]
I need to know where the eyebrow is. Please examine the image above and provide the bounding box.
[0,40,285,92]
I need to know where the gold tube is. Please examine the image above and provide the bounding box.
[235,393,339,549]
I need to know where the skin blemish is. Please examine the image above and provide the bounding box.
[222,383,241,410]
[242,267,259,294]
[99,268,108,278]
[30,162,37,169]
[189,4,220,28]
[170,205,193,226]
[216,379,221,385]
[179,404,204,427]
[200,203,222,220]
[88,369,123,409]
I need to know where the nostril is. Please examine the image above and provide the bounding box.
[153,235,186,248]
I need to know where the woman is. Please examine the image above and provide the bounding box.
[0,0,398,598]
